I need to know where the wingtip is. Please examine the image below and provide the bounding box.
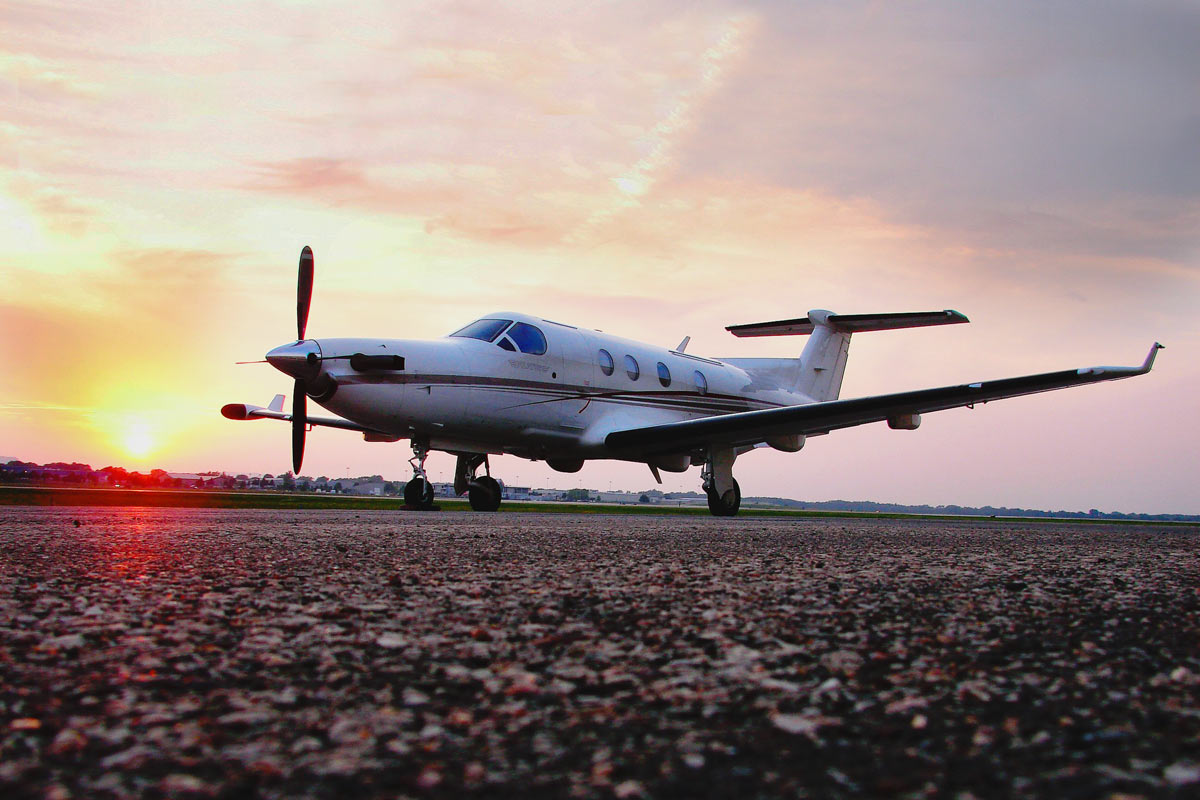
[221,403,252,420]
[1142,342,1165,372]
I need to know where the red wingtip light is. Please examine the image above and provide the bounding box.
[221,404,251,420]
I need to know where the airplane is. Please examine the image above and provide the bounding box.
[223,247,1163,516]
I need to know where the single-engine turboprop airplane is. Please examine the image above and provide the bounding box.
[223,247,1163,516]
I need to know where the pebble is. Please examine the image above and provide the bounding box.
[1165,761,1200,786]
[1,507,1197,799]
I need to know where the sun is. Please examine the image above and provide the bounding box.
[119,418,156,459]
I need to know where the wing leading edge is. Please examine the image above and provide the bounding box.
[605,344,1164,455]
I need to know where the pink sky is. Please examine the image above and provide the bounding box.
[2,1,1197,513]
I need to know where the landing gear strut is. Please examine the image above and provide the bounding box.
[702,449,741,517]
[404,440,435,509]
[455,453,501,512]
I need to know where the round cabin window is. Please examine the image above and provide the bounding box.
[598,349,614,376]
[657,362,671,387]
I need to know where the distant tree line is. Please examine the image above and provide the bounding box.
[746,496,1200,524]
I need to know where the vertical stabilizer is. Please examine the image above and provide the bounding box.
[796,310,851,402]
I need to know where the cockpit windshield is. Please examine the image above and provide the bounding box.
[449,318,512,342]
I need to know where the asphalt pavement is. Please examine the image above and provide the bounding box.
[1,507,1198,798]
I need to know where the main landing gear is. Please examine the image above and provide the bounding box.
[454,453,502,512]
[404,440,436,509]
[702,449,741,517]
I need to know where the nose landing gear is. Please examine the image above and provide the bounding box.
[455,453,502,512]
[404,440,436,509]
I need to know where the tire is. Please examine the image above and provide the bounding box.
[468,476,502,512]
[404,477,434,508]
[706,478,741,517]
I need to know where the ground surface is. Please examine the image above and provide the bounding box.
[1,508,1198,799]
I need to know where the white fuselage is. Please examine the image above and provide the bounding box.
[297,312,805,466]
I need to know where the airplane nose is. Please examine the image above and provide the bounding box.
[266,340,321,379]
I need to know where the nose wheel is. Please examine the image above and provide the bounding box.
[404,440,436,510]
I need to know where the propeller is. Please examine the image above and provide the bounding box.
[297,245,314,340]
[292,246,313,473]
[293,377,307,474]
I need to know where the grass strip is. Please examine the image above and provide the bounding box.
[1,486,1195,526]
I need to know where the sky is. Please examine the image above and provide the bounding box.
[2,0,1197,513]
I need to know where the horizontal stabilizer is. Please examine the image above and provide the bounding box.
[727,310,968,338]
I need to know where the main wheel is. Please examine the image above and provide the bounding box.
[404,477,434,509]
[706,478,741,517]
[468,476,502,512]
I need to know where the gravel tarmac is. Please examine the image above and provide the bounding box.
[1,507,1198,799]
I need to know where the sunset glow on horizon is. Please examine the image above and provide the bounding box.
[2,1,1197,512]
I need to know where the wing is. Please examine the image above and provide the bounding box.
[221,400,387,436]
[605,344,1164,455]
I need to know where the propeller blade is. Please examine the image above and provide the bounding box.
[292,379,307,474]
[297,246,314,340]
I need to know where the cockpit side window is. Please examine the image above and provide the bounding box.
[449,318,512,342]
[497,337,516,352]
[507,322,547,355]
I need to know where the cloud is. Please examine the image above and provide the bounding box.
[3,179,99,236]
[2,1,1196,508]
[678,1,1200,263]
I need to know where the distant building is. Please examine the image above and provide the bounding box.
[594,490,663,504]
[167,473,205,488]
[347,480,387,496]
[1,462,103,484]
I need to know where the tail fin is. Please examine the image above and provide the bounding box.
[726,309,968,402]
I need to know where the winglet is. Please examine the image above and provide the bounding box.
[1141,342,1165,373]
[267,394,286,413]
